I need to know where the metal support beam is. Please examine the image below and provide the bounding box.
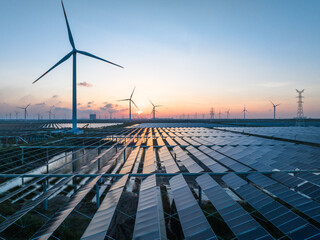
[95,183,100,208]
[1,170,319,179]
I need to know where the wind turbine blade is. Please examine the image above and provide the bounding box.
[17,107,24,109]
[270,100,274,106]
[155,105,162,107]
[33,51,73,84]
[131,100,139,110]
[61,0,75,49]
[149,99,154,107]
[26,104,30,109]
[77,50,123,68]
[130,87,136,99]
[117,99,130,101]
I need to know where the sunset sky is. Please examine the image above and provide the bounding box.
[0,0,319,119]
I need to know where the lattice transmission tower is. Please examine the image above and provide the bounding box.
[296,89,305,126]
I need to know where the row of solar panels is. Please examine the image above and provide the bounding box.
[33,171,320,239]
[1,127,320,239]
[0,129,143,237]
[135,128,320,172]
[216,126,320,144]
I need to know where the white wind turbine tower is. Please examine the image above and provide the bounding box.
[48,106,54,120]
[118,87,139,121]
[17,104,30,120]
[242,105,248,119]
[108,110,113,119]
[150,100,162,120]
[32,0,123,133]
[225,109,230,119]
[270,101,280,120]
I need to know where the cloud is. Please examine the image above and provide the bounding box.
[78,82,92,87]
[88,101,94,105]
[54,107,71,112]
[52,95,59,98]
[99,102,128,113]
[35,102,45,106]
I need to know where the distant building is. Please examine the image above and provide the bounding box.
[89,114,96,120]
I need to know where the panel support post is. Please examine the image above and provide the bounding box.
[98,148,101,170]
[198,185,202,208]
[96,182,100,208]
[43,179,47,211]
[46,148,49,173]
[21,148,24,165]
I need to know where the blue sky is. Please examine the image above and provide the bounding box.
[0,0,319,119]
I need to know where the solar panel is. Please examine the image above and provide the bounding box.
[296,172,320,186]
[173,137,190,146]
[156,137,166,146]
[169,174,217,239]
[133,175,166,239]
[172,146,203,173]
[186,146,227,173]
[246,173,276,188]
[247,174,320,224]
[158,146,180,173]
[31,176,100,240]
[81,175,128,240]
[0,176,73,233]
[120,147,140,174]
[196,174,272,240]
[165,137,177,146]
[223,173,320,237]
[143,147,156,174]
[221,173,247,189]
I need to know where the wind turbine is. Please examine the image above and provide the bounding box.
[225,109,230,119]
[150,100,162,120]
[17,104,30,120]
[32,0,123,133]
[270,101,280,120]
[48,106,54,120]
[118,87,139,121]
[108,110,113,119]
[242,105,248,119]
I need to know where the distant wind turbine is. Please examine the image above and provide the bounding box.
[108,110,113,119]
[48,106,54,120]
[150,100,162,120]
[32,0,123,133]
[242,105,248,119]
[17,104,30,120]
[118,87,139,121]
[270,101,280,120]
[225,109,230,119]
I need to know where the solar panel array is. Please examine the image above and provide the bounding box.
[0,126,319,239]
